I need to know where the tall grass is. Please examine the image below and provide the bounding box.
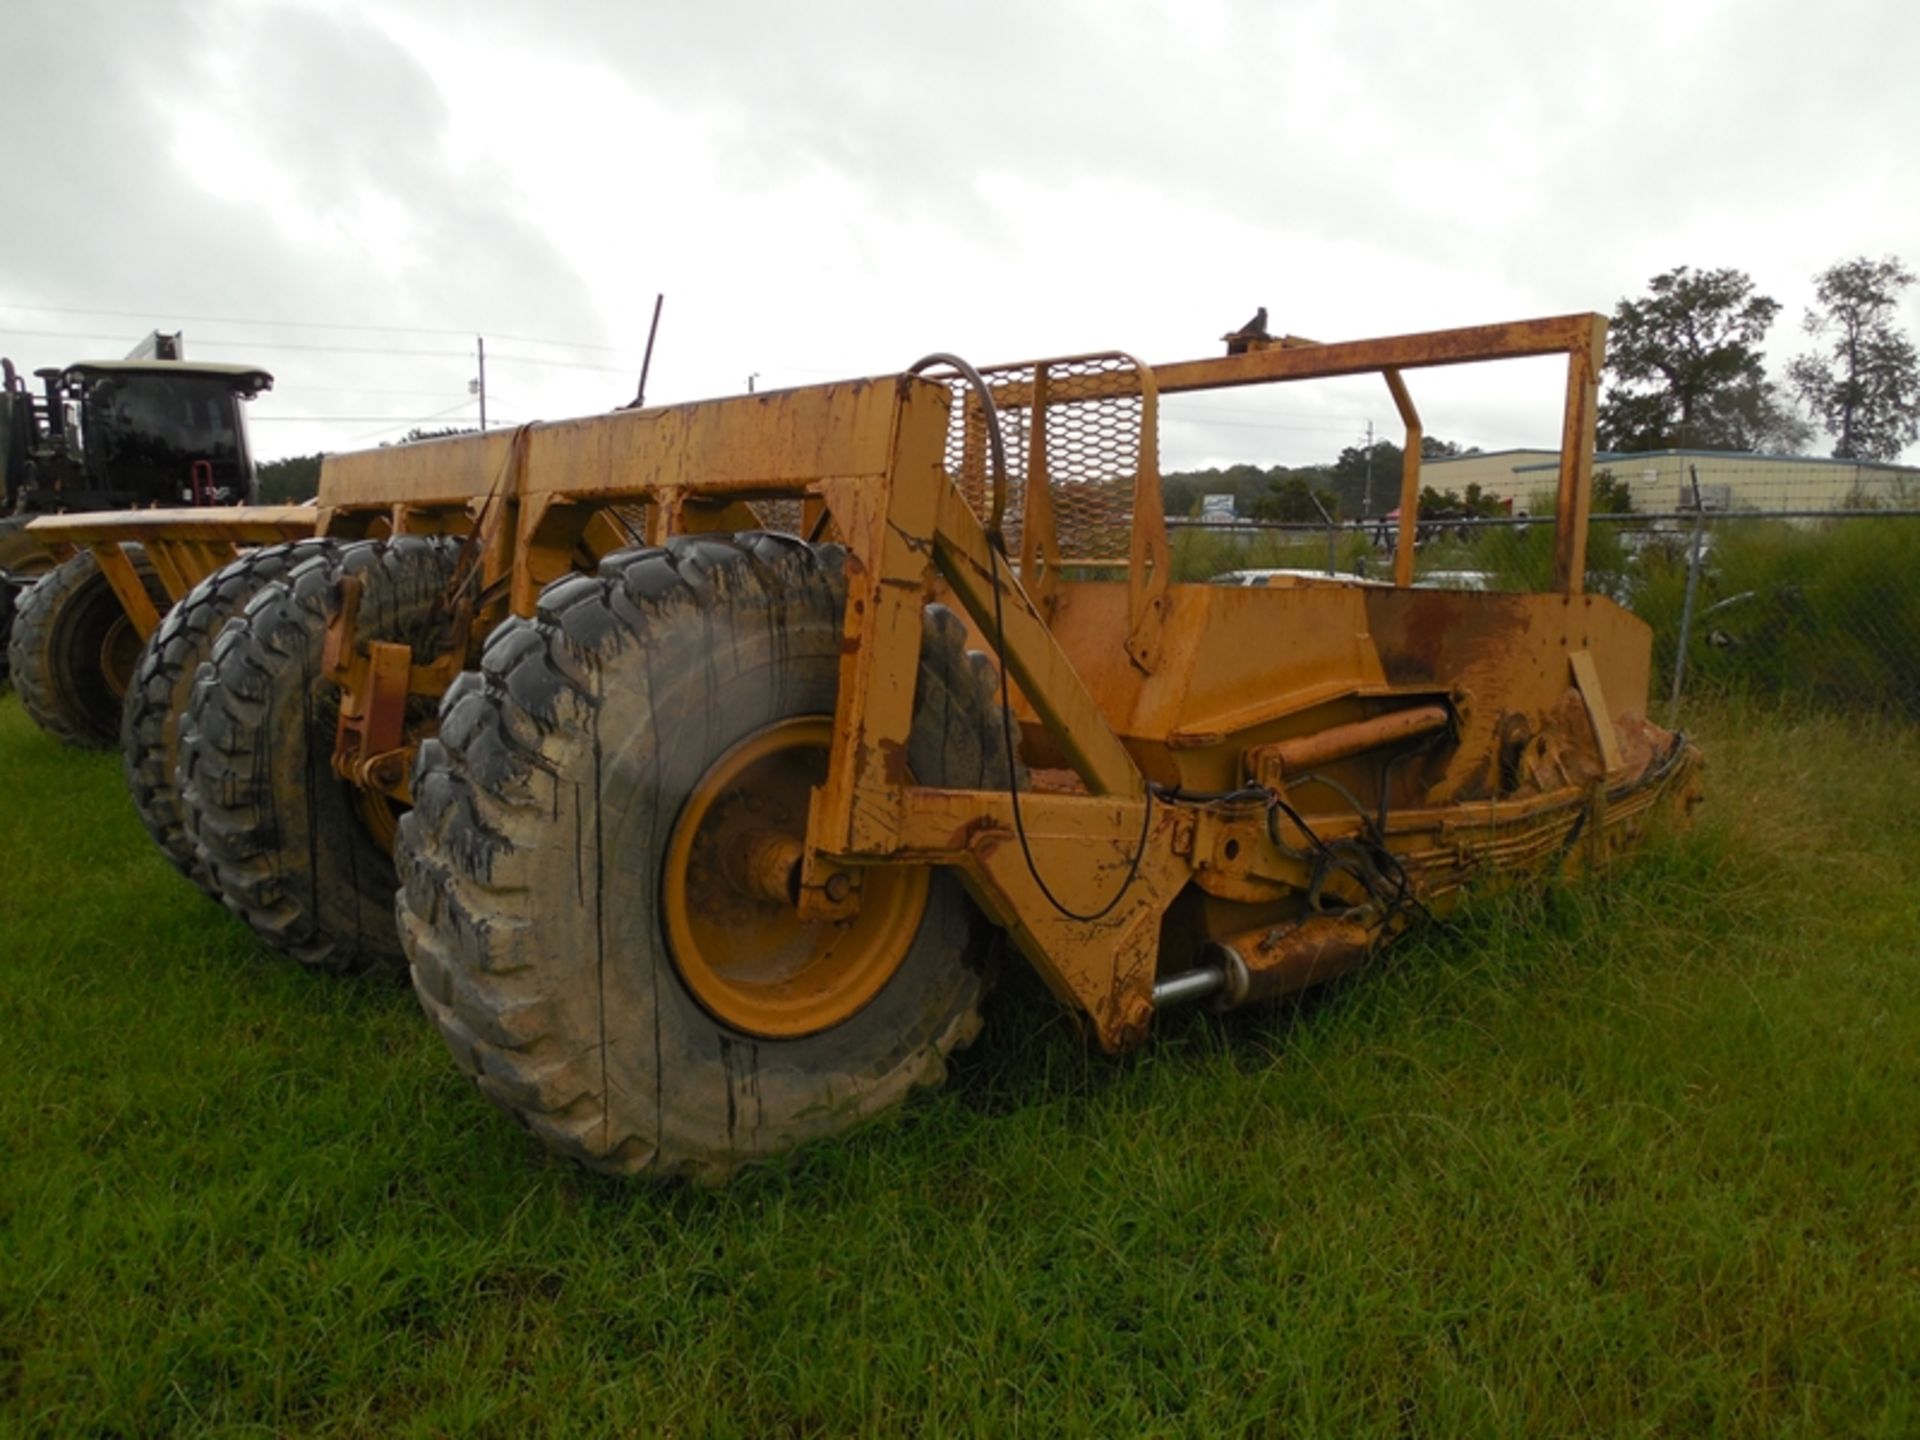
[1485,515,1920,715]
[1169,525,1372,581]
[1178,513,1920,719]
[1633,518,1920,717]
[1481,519,1634,600]
[2,694,1917,1435]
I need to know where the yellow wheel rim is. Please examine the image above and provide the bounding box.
[357,789,400,854]
[663,716,929,1039]
[99,614,140,702]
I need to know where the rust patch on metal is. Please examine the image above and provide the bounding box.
[42,308,1698,1078]
[874,734,913,787]
[1496,711,1533,795]
[1224,916,1379,1004]
[1369,589,1532,687]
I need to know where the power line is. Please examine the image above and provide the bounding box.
[251,413,477,423]
[0,326,472,359]
[341,399,478,444]
[246,400,483,443]
[0,325,642,375]
[0,302,641,354]
[1164,414,1376,435]
[278,384,475,399]
[1174,402,1379,424]
[489,352,634,375]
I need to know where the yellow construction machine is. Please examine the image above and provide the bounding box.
[20,312,1701,1181]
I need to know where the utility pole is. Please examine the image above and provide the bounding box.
[1362,419,1375,516]
[747,372,760,394]
[476,335,489,431]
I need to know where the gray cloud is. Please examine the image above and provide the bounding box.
[3,0,1916,466]
[0,0,609,439]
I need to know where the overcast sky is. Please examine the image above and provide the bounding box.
[3,0,1917,469]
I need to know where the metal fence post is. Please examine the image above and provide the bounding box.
[1670,465,1708,709]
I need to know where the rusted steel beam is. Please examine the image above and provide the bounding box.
[313,381,903,511]
[1384,368,1423,588]
[1153,314,1605,393]
[143,541,192,604]
[89,542,163,640]
[176,540,236,591]
[1211,915,1380,1006]
[1551,319,1607,594]
[961,317,1602,417]
[1568,650,1625,774]
[28,506,317,547]
[1253,703,1451,784]
[931,483,1145,799]
[807,385,955,865]
[892,783,1193,1051]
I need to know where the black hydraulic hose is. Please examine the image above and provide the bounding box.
[905,352,1150,923]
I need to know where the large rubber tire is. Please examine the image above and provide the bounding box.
[0,576,17,688]
[123,539,340,890]
[397,533,1019,1182]
[179,535,461,973]
[0,515,50,578]
[8,547,168,748]
[0,515,50,689]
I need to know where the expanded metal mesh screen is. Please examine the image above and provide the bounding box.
[608,499,807,540]
[748,498,806,536]
[609,503,651,540]
[929,354,1152,566]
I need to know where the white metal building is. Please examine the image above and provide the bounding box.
[1424,448,1920,514]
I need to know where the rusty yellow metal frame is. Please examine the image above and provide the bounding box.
[24,505,319,640]
[970,314,1606,596]
[786,325,1685,1050]
[20,313,1689,1055]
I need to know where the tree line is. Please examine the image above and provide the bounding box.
[1598,256,1919,461]
[253,425,475,504]
[257,260,1919,517]
[1168,254,1919,524]
[1161,438,1498,525]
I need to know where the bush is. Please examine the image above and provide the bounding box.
[1155,514,1920,721]
[1169,525,1355,581]
[1479,521,1633,600]
[1646,518,1920,717]
[255,453,321,504]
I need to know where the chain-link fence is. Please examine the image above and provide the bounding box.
[1171,463,1920,719]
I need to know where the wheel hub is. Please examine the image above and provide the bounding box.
[662,716,929,1039]
[356,789,401,853]
[98,614,140,702]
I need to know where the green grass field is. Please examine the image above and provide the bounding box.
[3,693,1917,1436]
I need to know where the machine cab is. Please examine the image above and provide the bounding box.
[61,361,273,509]
[3,358,273,514]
